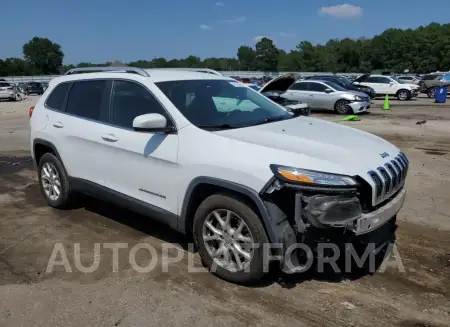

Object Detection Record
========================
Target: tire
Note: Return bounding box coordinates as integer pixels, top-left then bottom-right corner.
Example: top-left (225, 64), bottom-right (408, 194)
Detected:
top-left (396, 89), bottom-right (410, 101)
top-left (193, 194), bottom-right (269, 284)
top-left (427, 87), bottom-right (436, 98)
top-left (37, 153), bottom-right (73, 209)
top-left (334, 99), bottom-right (352, 114)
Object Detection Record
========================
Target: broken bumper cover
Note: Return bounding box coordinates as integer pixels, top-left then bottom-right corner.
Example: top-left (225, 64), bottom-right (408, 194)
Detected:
top-left (355, 188), bottom-right (406, 235)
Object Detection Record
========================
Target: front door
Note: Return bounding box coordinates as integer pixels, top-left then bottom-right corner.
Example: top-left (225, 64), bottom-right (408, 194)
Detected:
top-left (99, 79), bottom-right (179, 220)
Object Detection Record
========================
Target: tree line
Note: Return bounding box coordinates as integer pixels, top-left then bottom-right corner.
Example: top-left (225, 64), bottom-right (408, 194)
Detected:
top-left (1, 22), bottom-right (449, 77)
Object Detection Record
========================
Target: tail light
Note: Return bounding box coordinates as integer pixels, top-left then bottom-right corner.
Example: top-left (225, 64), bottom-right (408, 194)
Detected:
top-left (29, 106), bottom-right (34, 118)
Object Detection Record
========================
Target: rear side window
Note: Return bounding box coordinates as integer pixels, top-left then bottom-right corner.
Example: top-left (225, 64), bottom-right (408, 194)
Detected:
top-left (45, 83), bottom-right (71, 111)
top-left (66, 80), bottom-right (109, 122)
top-left (290, 82), bottom-right (308, 91)
top-left (308, 82), bottom-right (327, 92)
top-left (0, 82), bottom-right (11, 87)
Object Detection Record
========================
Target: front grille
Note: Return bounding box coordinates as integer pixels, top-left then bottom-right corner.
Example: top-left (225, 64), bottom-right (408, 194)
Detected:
top-left (363, 96), bottom-right (370, 102)
top-left (367, 152), bottom-right (408, 204)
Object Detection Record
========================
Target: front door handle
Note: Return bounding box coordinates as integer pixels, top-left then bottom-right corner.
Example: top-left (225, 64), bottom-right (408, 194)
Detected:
top-left (309, 94), bottom-right (314, 97)
top-left (101, 134), bottom-right (119, 142)
top-left (53, 121), bottom-right (64, 128)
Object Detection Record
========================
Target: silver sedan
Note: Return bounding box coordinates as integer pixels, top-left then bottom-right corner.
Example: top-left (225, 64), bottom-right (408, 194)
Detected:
top-left (281, 80), bottom-right (371, 114)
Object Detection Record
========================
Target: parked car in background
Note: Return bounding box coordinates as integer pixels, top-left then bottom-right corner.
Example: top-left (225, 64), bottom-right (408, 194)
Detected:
top-left (41, 82), bottom-right (49, 91)
top-left (262, 74), bottom-right (370, 114)
top-left (304, 75), bottom-right (376, 98)
top-left (24, 82), bottom-right (44, 95)
top-left (418, 73), bottom-right (450, 98)
top-left (242, 80), bottom-right (310, 116)
top-left (353, 74), bottom-right (419, 101)
top-left (397, 76), bottom-right (421, 84)
top-left (0, 81), bottom-right (16, 101)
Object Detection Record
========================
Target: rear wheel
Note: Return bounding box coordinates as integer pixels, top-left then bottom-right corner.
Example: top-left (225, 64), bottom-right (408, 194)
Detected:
top-left (193, 194), bottom-right (269, 284)
top-left (37, 153), bottom-right (73, 209)
top-left (334, 99), bottom-right (352, 114)
top-left (396, 89), bottom-right (410, 101)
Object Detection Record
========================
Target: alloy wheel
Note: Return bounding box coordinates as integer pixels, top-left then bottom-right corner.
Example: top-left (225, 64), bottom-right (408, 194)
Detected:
top-left (202, 209), bottom-right (255, 272)
top-left (41, 162), bottom-right (61, 201)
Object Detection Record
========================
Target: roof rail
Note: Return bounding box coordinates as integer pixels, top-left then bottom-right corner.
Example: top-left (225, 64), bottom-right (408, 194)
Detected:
top-left (65, 66), bottom-right (150, 77)
top-left (148, 68), bottom-right (223, 76)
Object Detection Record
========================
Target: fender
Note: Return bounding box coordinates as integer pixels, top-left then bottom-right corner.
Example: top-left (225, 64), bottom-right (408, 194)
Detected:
top-left (180, 176), bottom-right (278, 243)
top-left (32, 138), bottom-right (67, 174)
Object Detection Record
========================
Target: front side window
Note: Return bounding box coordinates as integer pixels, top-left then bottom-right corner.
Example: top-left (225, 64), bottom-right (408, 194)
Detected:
top-left (0, 82), bottom-right (11, 87)
top-left (66, 80), bottom-right (109, 122)
top-left (111, 80), bottom-right (168, 129)
top-left (156, 79), bottom-right (291, 129)
top-left (322, 81), bottom-right (347, 91)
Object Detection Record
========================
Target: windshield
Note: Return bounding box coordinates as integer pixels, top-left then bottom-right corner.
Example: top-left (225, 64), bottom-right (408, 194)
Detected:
top-left (322, 81), bottom-right (348, 91)
top-left (156, 79), bottom-right (292, 129)
top-left (247, 84), bottom-right (261, 91)
top-left (336, 77), bottom-right (352, 86)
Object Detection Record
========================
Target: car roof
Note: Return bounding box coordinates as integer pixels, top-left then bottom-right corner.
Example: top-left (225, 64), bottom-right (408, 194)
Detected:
top-left (51, 69), bottom-right (232, 85)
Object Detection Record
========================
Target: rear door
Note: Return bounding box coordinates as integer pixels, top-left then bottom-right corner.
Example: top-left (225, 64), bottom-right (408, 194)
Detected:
top-left (283, 82), bottom-right (309, 104)
top-left (48, 79), bottom-right (112, 186)
top-left (359, 76), bottom-right (383, 94)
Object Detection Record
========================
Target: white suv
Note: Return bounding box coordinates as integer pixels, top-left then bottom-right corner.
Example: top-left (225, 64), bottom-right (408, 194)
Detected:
top-left (30, 67), bottom-right (408, 283)
top-left (353, 74), bottom-right (419, 100)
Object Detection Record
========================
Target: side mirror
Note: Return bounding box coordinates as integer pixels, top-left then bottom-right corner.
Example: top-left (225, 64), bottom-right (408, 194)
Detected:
top-left (132, 113), bottom-right (175, 133)
top-left (324, 88), bottom-right (333, 93)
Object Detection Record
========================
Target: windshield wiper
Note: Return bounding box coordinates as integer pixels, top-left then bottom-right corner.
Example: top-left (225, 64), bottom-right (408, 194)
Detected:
top-left (250, 115), bottom-right (290, 126)
top-left (197, 124), bottom-right (239, 131)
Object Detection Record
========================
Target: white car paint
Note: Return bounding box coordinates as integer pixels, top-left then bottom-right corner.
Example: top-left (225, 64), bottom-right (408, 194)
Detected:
top-left (354, 75), bottom-right (419, 97)
top-left (30, 68), bottom-right (406, 232)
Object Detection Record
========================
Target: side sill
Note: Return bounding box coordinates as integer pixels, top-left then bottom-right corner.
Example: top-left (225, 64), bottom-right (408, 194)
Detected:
top-left (69, 177), bottom-right (180, 231)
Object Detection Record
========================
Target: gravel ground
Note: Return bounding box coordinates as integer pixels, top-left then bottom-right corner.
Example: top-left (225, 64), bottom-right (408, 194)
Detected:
top-left (0, 95), bottom-right (449, 327)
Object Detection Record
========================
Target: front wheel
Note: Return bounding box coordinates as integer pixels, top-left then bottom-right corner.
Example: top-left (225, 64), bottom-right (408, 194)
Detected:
top-left (334, 99), bottom-right (352, 114)
top-left (396, 89), bottom-right (410, 101)
top-left (193, 194), bottom-right (269, 284)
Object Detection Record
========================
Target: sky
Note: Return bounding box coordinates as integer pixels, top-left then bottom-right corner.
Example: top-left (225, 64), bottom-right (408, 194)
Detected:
top-left (1, 0), bottom-right (449, 64)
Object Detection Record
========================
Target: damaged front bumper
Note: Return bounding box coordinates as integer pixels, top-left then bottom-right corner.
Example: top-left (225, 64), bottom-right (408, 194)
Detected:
top-left (261, 178), bottom-right (406, 271)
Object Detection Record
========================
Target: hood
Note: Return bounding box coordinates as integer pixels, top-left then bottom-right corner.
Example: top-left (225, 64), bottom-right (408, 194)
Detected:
top-left (216, 117), bottom-right (399, 177)
top-left (259, 72), bottom-right (301, 93)
top-left (353, 73), bottom-right (370, 83)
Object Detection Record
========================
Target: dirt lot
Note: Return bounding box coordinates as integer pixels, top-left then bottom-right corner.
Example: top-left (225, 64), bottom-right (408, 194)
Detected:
top-left (1, 95), bottom-right (449, 327)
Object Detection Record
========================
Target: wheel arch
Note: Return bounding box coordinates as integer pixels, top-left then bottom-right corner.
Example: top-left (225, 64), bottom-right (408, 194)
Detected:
top-left (396, 88), bottom-right (411, 97)
top-left (32, 139), bottom-right (66, 171)
top-left (180, 177), bottom-right (277, 243)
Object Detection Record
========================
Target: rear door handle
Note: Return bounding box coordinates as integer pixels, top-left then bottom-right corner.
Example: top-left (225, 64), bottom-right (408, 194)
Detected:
top-left (309, 94), bottom-right (314, 97)
top-left (53, 122), bottom-right (64, 128)
top-left (101, 134), bottom-right (119, 142)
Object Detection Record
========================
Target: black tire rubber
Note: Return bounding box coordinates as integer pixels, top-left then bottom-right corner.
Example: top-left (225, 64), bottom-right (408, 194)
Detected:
top-left (37, 153), bottom-right (73, 209)
top-left (396, 89), bottom-right (410, 101)
top-left (427, 87), bottom-right (436, 98)
top-left (334, 99), bottom-right (352, 114)
top-left (193, 194), bottom-right (269, 284)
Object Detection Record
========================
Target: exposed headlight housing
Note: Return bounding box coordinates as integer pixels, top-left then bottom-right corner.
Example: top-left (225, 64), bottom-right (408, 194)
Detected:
top-left (270, 165), bottom-right (357, 187)
top-left (354, 95), bottom-right (363, 101)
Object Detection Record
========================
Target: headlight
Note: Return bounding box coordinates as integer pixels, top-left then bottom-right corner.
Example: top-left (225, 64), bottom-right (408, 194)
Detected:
top-left (354, 95), bottom-right (363, 101)
top-left (270, 165), bottom-right (357, 186)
